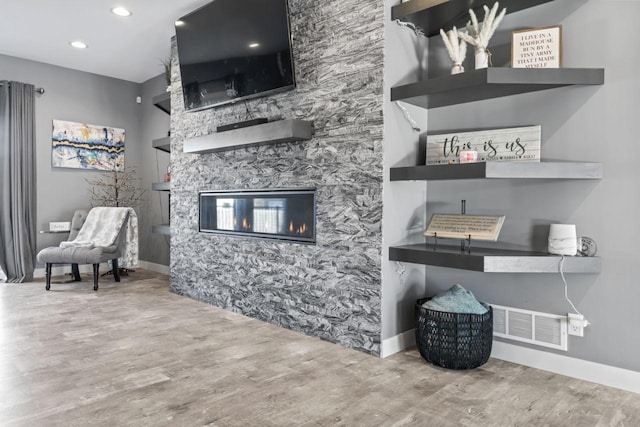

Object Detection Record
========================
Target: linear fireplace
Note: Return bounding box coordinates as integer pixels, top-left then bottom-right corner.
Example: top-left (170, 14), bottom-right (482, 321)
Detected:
top-left (199, 189), bottom-right (316, 243)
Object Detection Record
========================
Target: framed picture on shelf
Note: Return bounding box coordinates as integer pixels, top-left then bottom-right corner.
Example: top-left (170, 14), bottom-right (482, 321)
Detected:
top-left (512, 25), bottom-right (562, 69)
top-left (424, 214), bottom-right (506, 242)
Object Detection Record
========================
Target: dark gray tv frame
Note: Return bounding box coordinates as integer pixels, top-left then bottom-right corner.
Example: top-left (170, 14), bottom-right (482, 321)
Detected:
top-left (177, 0), bottom-right (297, 113)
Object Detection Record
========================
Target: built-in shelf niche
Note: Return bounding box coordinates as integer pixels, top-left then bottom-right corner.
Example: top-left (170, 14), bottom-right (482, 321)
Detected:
top-left (152, 136), bottom-right (170, 153)
top-left (152, 92), bottom-right (171, 114)
top-left (391, 68), bottom-right (605, 109)
top-left (389, 244), bottom-right (601, 273)
top-left (390, 162), bottom-right (603, 181)
top-left (151, 182), bottom-right (170, 191)
top-left (152, 224), bottom-right (170, 235)
top-left (391, 0), bottom-right (556, 38)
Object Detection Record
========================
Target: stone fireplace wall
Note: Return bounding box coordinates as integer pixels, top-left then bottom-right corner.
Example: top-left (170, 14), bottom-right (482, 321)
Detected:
top-left (169, 0), bottom-right (384, 355)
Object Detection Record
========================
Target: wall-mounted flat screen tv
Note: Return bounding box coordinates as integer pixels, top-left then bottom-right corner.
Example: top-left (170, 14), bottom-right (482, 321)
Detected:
top-left (175, 0), bottom-right (296, 112)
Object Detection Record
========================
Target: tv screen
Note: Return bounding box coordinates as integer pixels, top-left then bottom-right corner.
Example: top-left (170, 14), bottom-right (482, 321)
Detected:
top-left (175, 0), bottom-right (296, 112)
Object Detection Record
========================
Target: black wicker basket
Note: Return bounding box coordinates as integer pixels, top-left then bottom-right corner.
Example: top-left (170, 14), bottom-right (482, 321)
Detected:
top-left (415, 297), bottom-right (493, 370)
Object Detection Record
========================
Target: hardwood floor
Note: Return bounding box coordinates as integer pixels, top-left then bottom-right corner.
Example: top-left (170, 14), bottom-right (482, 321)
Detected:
top-left (1, 269), bottom-right (638, 426)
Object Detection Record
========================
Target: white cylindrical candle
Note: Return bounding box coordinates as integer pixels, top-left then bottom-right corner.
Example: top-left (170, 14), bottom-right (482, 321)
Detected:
top-left (548, 224), bottom-right (578, 256)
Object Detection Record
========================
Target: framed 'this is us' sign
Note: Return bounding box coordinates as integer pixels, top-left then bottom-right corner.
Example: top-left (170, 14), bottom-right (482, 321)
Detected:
top-left (425, 126), bottom-right (542, 165)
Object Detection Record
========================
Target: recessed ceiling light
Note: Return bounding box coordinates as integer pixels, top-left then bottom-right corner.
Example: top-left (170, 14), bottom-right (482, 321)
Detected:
top-left (111, 7), bottom-right (132, 17)
top-left (248, 43), bottom-right (260, 48)
top-left (70, 41), bottom-right (88, 49)
top-left (175, 20), bottom-right (185, 26)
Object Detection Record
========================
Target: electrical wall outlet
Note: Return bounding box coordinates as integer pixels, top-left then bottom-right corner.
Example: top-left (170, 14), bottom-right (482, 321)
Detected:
top-left (568, 313), bottom-right (586, 337)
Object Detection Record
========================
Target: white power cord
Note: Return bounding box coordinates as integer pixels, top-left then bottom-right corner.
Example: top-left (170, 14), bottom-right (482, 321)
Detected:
top-left (559, 256), bottom-right (581, 315)
top-left (394, 101), bottom-right (421, 132)
top-left (394, 19), bottom-right (425, 38)
top-left (394, 261), bottom-right (406, 286)
top-left (559, 256), bottom-right (590, 328)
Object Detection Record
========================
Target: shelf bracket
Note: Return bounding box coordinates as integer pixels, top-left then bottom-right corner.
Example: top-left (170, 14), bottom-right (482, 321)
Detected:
top-left (463, 234), bottom-right (472, 254)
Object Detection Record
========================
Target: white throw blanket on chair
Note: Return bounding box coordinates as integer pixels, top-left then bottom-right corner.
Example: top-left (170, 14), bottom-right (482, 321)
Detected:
top-left (60, 207), bottom-right (139, 268)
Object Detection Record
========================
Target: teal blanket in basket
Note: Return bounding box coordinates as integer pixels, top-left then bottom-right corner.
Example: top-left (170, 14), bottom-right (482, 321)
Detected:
top-left (423, 284), bottom-right (488, 314)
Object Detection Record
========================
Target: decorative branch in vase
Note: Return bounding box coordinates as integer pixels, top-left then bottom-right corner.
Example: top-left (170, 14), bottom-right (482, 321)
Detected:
top-left (161, 57), bottom-right (171, 91)
top-left (86, 164), bottom-right (146, 276)
top-left (458, 2), bottom-right (507, 70)
top-left (86, 165), bottom-right (146, 208)
top-left (440, 26), bottom-right (467, 75)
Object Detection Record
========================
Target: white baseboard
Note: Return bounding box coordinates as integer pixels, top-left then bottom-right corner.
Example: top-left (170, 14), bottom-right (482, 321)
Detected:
top-left (137, 260), bottom-right (169, 275)
top-left (33, 263), bottom-right (109, 278)
top-left (491, 340), bottom-right (640, 395)
top-left (381, 329), bottom-right (416, 358)
top-left (381, 328), bottom-right (640, 394)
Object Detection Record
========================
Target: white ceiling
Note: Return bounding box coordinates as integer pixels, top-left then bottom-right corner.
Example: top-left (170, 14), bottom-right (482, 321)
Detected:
top-left (0, 0), bottom-right (212, 83)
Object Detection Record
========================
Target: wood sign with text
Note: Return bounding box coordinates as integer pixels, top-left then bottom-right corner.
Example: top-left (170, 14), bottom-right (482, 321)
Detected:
top-left (512, 26), bottom-right (562, 68)
top-left (426, 126), bottom-right (541, 165)
top-left (424, 214), bottom-right (505, 242)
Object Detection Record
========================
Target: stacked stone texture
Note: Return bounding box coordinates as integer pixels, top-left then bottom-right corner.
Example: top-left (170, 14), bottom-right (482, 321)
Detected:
top-left (169, 0), bottom-right (384, 355)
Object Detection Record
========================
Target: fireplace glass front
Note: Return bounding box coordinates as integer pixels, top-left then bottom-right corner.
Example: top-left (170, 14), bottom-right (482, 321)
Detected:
top-left (199, 189), bottom-right (315, 243)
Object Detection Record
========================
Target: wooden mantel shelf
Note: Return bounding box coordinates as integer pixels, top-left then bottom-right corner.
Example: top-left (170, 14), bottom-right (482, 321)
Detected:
top-left (183, 119), bottom-right (313, 154)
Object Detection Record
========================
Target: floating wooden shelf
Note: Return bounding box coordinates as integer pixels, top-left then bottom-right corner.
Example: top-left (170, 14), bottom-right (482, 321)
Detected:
top-left (390, 161), bottom-right (603, 181)
top-left (184, 119), bottom-right (313, 154)
top-left (152, 224), bottom-right (170, 235)
top-left (389, 244), bottom-right (601, 273)
top-left (152, 182), bottom-right (170, 191)
top-left (391, 0), bottom-right (555, 37)
top-left (152, 92), bottom-right (171, 114)
top-left (391, 68), bottom-right (605, 109)
top-left (152, 136), bottom-right (170, 153)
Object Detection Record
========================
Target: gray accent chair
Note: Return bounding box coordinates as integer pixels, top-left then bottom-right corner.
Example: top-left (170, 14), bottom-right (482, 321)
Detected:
top-left (36, 209), bottom-right (128, 291)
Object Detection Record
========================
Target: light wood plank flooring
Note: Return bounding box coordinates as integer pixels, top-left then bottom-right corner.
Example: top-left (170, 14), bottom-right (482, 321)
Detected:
top-left (1, 269), bottom-right (638, 426)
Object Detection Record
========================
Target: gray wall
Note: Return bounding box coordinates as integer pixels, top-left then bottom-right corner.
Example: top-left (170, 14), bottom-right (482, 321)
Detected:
top-left (0, 54), bottom-right (142, 259)
top-left (422, 1), bottom-right (640, 372)
top-left (139, 74), bottom-right (170, 266)
top-left (0, 53), bottom-right (170, 268)
top-left (381, 0), bottom-right (429, 344)
top-left (169, 0), bottom-right (385, 355)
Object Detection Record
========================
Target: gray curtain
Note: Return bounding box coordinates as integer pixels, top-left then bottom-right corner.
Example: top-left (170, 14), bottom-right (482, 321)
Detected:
top-left (0, 81), bottom-right (37, 283)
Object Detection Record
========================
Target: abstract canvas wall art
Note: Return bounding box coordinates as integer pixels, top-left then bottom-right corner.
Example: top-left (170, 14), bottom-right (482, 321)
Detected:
top-left (52, 120), bottom-right (125, 171)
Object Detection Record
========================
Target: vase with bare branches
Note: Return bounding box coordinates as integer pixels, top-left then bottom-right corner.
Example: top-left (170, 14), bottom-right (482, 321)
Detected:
top-left (86, 166), bottom-right (146, 208)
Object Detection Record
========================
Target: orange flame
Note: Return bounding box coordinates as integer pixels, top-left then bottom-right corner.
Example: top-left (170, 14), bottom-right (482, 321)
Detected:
top-left (289, 221), bottom-right (294, 232)
top-left (242, 218), bottom-right (250, 229)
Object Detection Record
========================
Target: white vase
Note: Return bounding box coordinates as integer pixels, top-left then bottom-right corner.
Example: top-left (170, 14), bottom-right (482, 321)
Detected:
top-left (451, 63), bottom-right (464, 75)
top-left (475, 48), bottom-right (489, 70)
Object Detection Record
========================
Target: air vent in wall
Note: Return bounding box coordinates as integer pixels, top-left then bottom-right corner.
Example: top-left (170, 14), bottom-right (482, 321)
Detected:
top-left (491, 304), bottom-right (568, 351)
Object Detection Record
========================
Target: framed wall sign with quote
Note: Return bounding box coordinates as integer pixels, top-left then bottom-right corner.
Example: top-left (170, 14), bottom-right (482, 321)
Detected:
top-left (426, 126), bottom-right (541, 165)
top-left (512, 25), bottom-right (562, 69)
